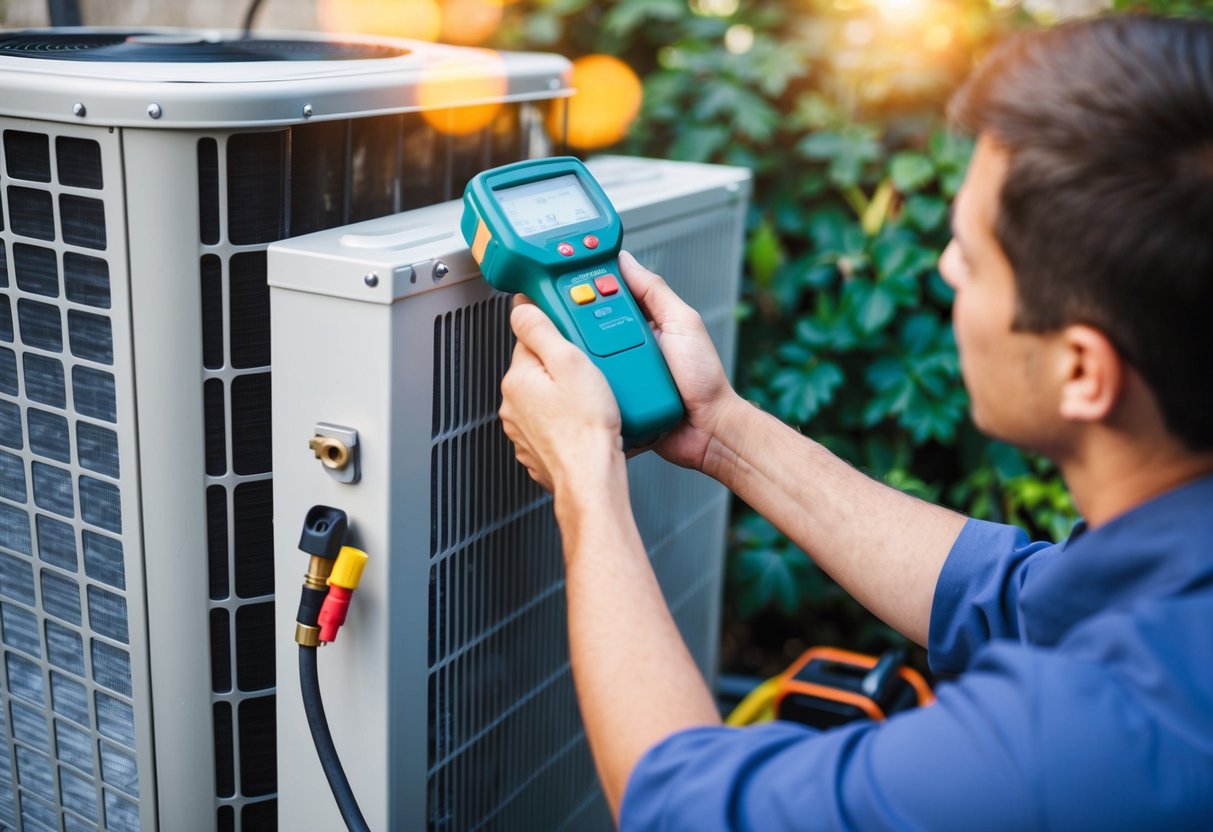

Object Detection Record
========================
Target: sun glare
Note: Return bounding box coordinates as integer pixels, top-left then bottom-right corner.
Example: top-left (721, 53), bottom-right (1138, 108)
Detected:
top-left (316, 0), bottom-right (443, 41)
top-left (872, 0), bottom-right (930, 23)
top-left (549, 55), bottom-right (643, 151)
top-left (417, 52), bottom-right (508, 135)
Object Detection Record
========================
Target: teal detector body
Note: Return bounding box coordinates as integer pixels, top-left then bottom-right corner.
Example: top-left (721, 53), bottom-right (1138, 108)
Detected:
top-left (461, 157), bottom-right (684, 444)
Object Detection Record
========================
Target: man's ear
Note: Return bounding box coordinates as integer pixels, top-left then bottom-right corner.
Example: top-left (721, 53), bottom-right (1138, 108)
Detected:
top-left (1057, 324), bottom-right (1124, 423)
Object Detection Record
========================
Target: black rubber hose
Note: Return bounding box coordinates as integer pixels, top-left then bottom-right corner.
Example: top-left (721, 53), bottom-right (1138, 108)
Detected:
top-left (299, 646), bottom-right (372, 832)
top-left (242, 0), bottom-right (266, 36)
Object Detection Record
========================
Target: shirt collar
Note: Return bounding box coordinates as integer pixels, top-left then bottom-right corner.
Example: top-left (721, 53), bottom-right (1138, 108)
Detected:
top-left (1018, 473), bottom-right (1213, 646)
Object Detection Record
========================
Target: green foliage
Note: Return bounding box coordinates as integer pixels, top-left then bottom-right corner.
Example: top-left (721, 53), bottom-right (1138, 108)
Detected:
top-left (1113, 0), bottom-right (1213, 18)
top-left (494, 0), bottom-right (1109, 660)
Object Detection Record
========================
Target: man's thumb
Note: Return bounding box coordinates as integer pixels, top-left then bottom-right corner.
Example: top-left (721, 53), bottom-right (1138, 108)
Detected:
top-left (510, 303), bottom-right (571, 360)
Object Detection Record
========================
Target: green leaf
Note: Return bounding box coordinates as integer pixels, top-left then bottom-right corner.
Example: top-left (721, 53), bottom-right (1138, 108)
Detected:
top-left (803, 264), bottom-right (837, 289)
top-left (805, 207), bottom-right (853, 254)
top-left (847, 281), bottom-right (897, 336)
top-left (776, 342), bottom-right (812, 364)
top-left (940, 167), bottom-right (967, 198)
top-left (523, 12), bottom-right (562, 44)
top-left (771, 361), bottom-right (844, 423)
top-left (880, 270), bottom-right (921, 306)
top-left (806, 361), bottom-right (845, 408)
top-left (900, 312), bottom-right (939, 353)
top-left (603, 0), bottom-right (686, 37)
top-left (798, 130), bottom-right (845, 159)
top-left (902, 194), bottom-right (949, 233)
top-left (795, 318), bottom-right (834, 349)
top-left (929, 130), bottom-right (974, 171)
top-left (890, 152), bottom-right (935, 192)
top-left (671, 125), bottom-right (730, 162)
top-left (927, 269), bottom-right (955, 304)
top-left (865, 357), bottom-right (905, 391)
top-left (987, 440), bottom-right (1030, 480)
top-left (747, 220), bottom-right (783, 289)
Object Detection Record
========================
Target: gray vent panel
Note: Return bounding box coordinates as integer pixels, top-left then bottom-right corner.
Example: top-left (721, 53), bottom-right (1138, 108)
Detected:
top-left (0, 118), bottom-right (144, 832)
top-left (425, 203), bottom-right (745, 830)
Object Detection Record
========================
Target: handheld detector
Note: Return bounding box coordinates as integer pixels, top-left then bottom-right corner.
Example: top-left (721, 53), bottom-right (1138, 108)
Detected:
top-left (461, 157), bottom-right (684, 445)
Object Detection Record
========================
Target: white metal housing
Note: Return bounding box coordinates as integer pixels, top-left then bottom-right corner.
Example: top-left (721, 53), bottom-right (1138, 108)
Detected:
top-left (268, 156), bottom-right (751, 831)
top-left (0, 28), bottom-right (569, 832)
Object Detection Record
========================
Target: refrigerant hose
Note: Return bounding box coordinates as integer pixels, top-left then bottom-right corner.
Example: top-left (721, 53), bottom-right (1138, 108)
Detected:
top-left (299, 645), bottom-right (371, 832)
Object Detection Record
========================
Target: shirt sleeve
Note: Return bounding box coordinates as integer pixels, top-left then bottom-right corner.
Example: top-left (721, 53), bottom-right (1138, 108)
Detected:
top-left (927, 518), bottom-right (1056, 675)
top-left (619, 642), bottom-right (1173, 832)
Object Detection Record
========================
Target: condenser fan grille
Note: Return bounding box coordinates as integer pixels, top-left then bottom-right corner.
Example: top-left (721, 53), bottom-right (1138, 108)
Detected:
top-left (0, 33), bottom-right (409, 62)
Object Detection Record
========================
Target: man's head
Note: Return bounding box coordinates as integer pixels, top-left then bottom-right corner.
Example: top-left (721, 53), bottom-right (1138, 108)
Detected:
top-left (941, 15), bottom-right (1213, 453)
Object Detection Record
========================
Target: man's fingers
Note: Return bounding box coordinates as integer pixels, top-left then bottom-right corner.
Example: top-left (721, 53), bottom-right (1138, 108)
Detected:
top-left (618, 250), bottom-right (693, 328)
top-left (510, 303), bottom-right (578, 366)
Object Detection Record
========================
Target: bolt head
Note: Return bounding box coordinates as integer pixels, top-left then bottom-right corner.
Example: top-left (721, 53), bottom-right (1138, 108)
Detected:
top-left (147, 103), bottom-right (163, 119)
top-left (303, 104), bottom-right (314, 119)
top-left (72, 102), bottom-right (86, 118)
top-left (433, 261), bottom-right (450, 280)
top-left (364, 272), bottom-right (380, 288)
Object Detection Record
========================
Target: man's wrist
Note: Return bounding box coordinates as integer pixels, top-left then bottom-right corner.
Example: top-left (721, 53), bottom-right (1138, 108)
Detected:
top-left (552, 438), bottom-right (630, 527)
top-left (701, 394), bottom-right (756, 484)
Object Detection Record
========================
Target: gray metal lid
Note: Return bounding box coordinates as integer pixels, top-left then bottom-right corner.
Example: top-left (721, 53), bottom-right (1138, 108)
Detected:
top-left (0, 27), bottom-right (571, 128)
top-left (268, 155), bottom-right (752, 304)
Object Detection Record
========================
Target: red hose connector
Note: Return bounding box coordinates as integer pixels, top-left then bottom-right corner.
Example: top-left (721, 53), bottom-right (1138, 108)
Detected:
top-left (317, 546), bottom-right (368, 644)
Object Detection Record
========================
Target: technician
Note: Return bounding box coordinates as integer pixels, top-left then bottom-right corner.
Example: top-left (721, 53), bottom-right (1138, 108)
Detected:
top-left (498, 15), bottom-right (1213, 830)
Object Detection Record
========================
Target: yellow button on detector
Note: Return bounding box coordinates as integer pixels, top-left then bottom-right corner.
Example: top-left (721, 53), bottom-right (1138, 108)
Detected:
top-left (569, 284), bottom-right (596, 305)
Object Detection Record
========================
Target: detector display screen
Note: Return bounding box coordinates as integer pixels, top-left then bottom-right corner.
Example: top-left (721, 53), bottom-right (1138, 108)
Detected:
top-left (493, 174), bottom-right (600, 237)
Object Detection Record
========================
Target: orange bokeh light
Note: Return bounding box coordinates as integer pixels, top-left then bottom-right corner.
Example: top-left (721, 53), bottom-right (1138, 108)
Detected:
top-left (316, 0), bottom-right (442, 41)
top-left (417, 52), bottom-right (508, 135)
top-left (438, 0), bottom-right (505, 46)
top-left (550, 55), bottom-right (643, 151)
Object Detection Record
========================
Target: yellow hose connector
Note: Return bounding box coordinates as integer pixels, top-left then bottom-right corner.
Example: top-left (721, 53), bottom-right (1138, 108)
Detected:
top-left (328, 546), bottom-right (369, 590)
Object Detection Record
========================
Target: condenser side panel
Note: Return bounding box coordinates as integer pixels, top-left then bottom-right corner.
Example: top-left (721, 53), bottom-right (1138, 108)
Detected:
top-left (0, 118), bottom-right (154, 831)
top-left (270, 287), bottom-right (418, 832)
top-left (122, 128), bottom-right (216, 830)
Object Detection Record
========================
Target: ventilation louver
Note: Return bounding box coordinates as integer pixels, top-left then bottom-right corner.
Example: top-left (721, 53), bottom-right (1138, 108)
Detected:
top-left (0, 29), bottom-right (569, 832)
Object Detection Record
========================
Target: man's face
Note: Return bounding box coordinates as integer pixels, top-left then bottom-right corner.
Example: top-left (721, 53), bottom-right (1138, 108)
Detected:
top-left (939, 136), bottom-right (1063, 454)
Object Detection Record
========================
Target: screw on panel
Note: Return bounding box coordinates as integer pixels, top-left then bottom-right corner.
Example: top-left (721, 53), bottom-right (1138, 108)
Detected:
top-left (364, 272), bottom-right (380, 288)
top-left (303, 104), bottom-right (314, 119)
top-left (147, 103), bottom-right (163, 119)
top-left (72, 103), bottom-right (86, 118)
top-left (433, 262), bottom-right (450, 280)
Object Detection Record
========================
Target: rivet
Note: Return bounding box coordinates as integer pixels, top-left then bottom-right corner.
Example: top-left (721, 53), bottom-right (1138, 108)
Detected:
top-left (303, 104), bottom-right (314, 119)
top-left (147, 103), bottom-right (163, 120)
top-left (72, 103), bottom-right (86, 118)
top-left (433, 261), bottom-right (450, 280)
top-left (364, 272), bottom-right (380, 288)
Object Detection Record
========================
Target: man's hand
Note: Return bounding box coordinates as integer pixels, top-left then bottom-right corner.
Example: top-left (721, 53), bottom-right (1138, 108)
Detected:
top-left (617, 251), bottom-right (742, 471)
top-left (499, 299), bottom-right (624, 494)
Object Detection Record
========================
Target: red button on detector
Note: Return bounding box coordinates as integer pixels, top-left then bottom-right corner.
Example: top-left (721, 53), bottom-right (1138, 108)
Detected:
top-left (583, 235), bottom-right (600, 249)
top-left (557, 242), bottom-right (575, 257)
top-left (594, 274), bottom-right (620, 296)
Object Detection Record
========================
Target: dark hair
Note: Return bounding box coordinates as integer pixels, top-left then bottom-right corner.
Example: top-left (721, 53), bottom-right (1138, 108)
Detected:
top-left (949, 15), bottom-right (1213, 451)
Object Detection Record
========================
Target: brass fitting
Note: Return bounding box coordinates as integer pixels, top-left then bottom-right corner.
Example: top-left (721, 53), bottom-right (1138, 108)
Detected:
top-left (309, 434), bottom-right (351, 471)
top-left (304, 555), bottom-right (336, 590)
top-left (295, 623), bottom-right (322, 648)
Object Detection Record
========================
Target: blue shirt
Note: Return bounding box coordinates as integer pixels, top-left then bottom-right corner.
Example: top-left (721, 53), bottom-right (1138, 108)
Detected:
top-left (620, 475), bottom-right (1213, 830)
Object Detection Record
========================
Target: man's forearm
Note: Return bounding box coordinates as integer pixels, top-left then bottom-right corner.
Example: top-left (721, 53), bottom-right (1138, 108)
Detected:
top-left (704, 397), bottom-right (967, 645)
top-left (554, 453), bottom-right (722, 821)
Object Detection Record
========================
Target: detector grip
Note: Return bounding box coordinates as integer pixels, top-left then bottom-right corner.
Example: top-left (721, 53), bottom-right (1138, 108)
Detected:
top-left (515, 265), bottom-right (684, 446)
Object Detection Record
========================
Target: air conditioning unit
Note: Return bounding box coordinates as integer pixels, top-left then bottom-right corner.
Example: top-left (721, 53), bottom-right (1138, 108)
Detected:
top-left (268, 155), bottom-right (750, 831)
top-left (0, 28), bottom-right (570, 831)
